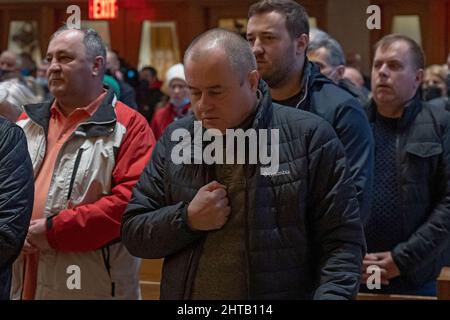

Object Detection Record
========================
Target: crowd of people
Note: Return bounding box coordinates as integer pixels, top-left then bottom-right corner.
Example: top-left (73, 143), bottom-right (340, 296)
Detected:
top-left (1, 0), bottom-right (450, 300)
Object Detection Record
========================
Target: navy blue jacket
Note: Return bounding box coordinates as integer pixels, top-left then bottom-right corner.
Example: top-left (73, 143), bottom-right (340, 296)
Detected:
top-left (366, 94), bottom-right (450, 290)
top-left (291, 60), bottom-right (374, 222)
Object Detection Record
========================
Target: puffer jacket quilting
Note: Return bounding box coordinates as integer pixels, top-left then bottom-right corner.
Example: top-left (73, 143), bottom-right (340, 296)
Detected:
top-left (122, 81), bottom-right (366, 300)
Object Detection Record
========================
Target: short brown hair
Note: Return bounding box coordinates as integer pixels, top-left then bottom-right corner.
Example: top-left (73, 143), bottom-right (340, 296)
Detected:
top-left (248, 0), bottom-right (309, 39)
top-left (374, 34), bottom-right (425, 70)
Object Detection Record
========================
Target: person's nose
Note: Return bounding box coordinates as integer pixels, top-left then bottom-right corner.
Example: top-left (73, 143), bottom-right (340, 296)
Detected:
top-left (173, 86), bottom-right (181, 94)
top-left (47, 58), bottom-right (62, 76)
top-left (378, 63), bottom-right (389, 78)
top-left (196, 93), bottom-right (213, 114)
top-left (252, 38), bottom-right (264, 57)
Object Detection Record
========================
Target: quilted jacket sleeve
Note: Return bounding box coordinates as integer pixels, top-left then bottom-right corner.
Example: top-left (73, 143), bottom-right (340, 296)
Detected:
top-left (392, 111), bottom-right (450, 276)
top-left (307, 118), bottom-right (366, 300)
top-left (121, 130), bottom-right (204, 259)
top-left (0, 119), bottom-right (34, 268)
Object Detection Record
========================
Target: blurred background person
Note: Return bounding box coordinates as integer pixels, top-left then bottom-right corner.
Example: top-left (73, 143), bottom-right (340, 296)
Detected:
top-left (136, 66), bottom-right (166, 123)
top-left (0, 80), bottom-right (40, 122)
top-left (0, 50), bottom-right (43, 101)
top-left (105, 49), bottom-right (138, 109)
top-left (347, 51), bottom-right (371, 91)
top-left (150, 63), bottom-right (190, 140)
top-left (309, 27), bottom-right (329, 44)
top-left (422, 64), bottom-right (449, 111)
top-left (308, 37), bottom-right (370, 112)
top-left (35, 59), bottom-right (52, 102)
top-left (344, 66), bottom-right (366, 89)
top-left (422, 64), bottom-right (448, 101)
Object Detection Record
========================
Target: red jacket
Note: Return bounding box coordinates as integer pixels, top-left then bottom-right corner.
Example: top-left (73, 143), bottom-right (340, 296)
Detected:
top-left (150, 102), bottom-right (191, 140)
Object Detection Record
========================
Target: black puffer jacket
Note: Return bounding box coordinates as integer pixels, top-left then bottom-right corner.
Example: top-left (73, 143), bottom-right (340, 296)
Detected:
top-left (428, 96), bottom-right (450, 112)
top-left (122, 81), bottom-right (366, 300)
top-left (0, 117), bottom-right (33, 300)
top-left (297, 61), bottom-right (374, 222)
top-left (366, 94), bottom-right (450, 289)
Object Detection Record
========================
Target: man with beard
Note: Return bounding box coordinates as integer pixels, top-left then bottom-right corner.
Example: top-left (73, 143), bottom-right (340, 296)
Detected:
top-left (246, 0), bottom-right (374, 221)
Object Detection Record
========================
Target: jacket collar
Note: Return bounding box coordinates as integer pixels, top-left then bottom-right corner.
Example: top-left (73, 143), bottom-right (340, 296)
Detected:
top-left (24, 88), bottom-right (118, 138)
top-left (367, 90), bottom-right (422, 130)
top-left (253, 80), bottom-right (274, 129)
top-left (297, 58), bottom-right (334, 110)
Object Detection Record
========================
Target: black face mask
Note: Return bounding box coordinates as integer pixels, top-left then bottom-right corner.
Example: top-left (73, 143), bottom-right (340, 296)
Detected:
top-left (423, 85), bottom-right (443, 101)
top-left (0, 69), bottom-right (9, 80)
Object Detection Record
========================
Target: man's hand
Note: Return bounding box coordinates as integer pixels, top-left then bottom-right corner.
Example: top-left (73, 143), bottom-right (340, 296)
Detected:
top-left (187, 181), bottom-right (230, 231)
top-left (361, 252), bottom-right (401, 285)
top-left (27, 218), bottom-right (51, 251)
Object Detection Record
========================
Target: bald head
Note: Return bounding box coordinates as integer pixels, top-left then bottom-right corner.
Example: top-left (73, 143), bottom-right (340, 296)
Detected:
top-left (343, 66), bottom-right (364, 88)
top-left (184, 28), bottom-right (256, 82)
top-left (0, 50), bottom-right (20, 74)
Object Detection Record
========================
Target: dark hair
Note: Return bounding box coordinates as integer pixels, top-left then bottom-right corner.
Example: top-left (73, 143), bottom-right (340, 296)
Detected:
top-left (141, 66), bottom-right (157, 77)
top-left (374, 34), bottom-right (425, 70)
top-left (184, 28), bottom-right (256, 81)
top-left (248, 0), bottom-right (309, 38)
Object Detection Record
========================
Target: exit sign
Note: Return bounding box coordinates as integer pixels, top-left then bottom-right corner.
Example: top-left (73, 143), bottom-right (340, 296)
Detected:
top-left (89, 0), bottom-right (118, 20)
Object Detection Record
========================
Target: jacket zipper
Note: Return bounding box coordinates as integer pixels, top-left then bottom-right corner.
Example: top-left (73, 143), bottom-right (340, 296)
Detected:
top-left (101, 246), bottom-right (116, 297)
top-left (295, 75), bottom-right (309, 110)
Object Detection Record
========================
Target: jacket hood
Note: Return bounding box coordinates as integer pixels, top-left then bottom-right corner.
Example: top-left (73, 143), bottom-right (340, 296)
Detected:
top-left (297, 59), bottom-right (335, 110)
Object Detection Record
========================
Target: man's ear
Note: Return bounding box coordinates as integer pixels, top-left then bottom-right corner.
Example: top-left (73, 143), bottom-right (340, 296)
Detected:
top-left (414, 68), bottom-right (424, 91)
top-left (92, 56), bottom-right (105, 76)
top-left (336, 65), bottom-right (345, 81)
top-left (248, 69), bottom-right (260, 91)
top-left (295, 33), bottom-right (309, 56)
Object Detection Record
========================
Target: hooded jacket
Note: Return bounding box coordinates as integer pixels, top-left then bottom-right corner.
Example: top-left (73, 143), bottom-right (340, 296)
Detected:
top-left (292, 60), bottom-right (374, 222)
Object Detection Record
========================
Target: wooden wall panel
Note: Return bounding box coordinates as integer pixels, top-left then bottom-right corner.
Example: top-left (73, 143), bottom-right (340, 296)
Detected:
top-left (370, 0), bottom-right (449, 66)
top-left (0, 0), bottom-right (447, 70)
